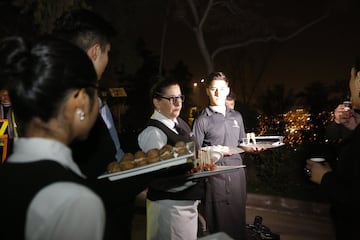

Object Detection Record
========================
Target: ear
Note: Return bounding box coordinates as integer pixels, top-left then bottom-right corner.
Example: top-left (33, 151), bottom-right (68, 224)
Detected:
top-left (70, 89), bottom-right (87, 113)
top-left (205, 87), bottom-right (210, 97)
top-left (153, 98), bottom-right (160, 110)
top-left (87, 44), bottom-right (101, 61)
top-left (225, 87), bottom-right (230, 96)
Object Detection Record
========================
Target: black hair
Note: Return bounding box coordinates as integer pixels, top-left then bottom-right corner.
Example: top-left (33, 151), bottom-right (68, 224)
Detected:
top-left (151, 77), bottom-right (182, 100)
top-left (205, 71), bottom-right (230, 87)
top-left (0, 36), bottom-right (98, 134)
top-left (227, 91), bottom-right (237, 100)
top-left (52, 9), bottom-right (116, 52)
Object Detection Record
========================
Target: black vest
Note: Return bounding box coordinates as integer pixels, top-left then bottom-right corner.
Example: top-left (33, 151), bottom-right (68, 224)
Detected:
top-left (146, 118), bottom-right (204, 201)
top-left (147, 117), bottom-right (193, 144)
top-left (0, 160), bottom-right (87, 240)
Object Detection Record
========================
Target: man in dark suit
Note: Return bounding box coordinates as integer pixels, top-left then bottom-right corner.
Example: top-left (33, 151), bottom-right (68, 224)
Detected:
top-left (52, 9), bottom-right (149, 240)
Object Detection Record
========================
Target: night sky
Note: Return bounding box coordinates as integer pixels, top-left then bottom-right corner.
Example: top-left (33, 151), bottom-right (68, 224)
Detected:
top-left (1, 0), bottom-right (359, 104)
top-left (129, 0), bottom-right (360, 98)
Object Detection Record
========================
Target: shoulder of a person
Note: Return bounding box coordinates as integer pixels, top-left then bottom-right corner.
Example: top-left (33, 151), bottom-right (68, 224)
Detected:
top-left (28, 182), bottom-right (103, 222)
top-left (230, 109), bottom-right (243, 117)
top-left (195, 108), bottom-right (210, 118)
top-left (139, 125), bottom-right (164, 135)
top-left (38, 182), bottom-right (102, 204)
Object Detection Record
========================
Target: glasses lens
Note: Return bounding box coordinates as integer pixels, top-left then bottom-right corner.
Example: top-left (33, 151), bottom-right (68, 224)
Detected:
top-left (171, 95), bottom-right (185, 103)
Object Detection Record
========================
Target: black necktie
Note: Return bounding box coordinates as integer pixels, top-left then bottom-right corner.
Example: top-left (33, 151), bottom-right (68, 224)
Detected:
top-left (174, 122), bottom-right (186, 136)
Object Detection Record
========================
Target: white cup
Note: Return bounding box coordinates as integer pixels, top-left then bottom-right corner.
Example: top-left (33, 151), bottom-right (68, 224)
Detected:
top-left (309, 157), bottom-right (326, 164)
top-left (343, 101), bottom-right (352, 111)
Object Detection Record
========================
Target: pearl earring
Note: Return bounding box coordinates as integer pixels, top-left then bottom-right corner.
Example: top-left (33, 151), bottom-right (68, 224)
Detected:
top-left (76, 109), bottom-right (85, 121)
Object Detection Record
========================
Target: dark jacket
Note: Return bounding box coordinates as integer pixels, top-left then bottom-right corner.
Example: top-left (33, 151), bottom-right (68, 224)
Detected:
top-left (320, 124), bottom-right (360, 239)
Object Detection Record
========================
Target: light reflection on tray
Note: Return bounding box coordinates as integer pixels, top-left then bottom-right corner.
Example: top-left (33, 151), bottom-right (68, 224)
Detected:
top-left (239, 142), bottom-right (285, 149)
top-left (186, 165), bottom-right (246, 180)
top-left (201, 145), bottom-right (244, 156)
top-left (98, 153), bottom-right (193, 181)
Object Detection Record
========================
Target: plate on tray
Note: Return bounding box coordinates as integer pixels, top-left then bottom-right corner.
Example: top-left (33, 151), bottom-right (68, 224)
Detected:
top-left (186, 165), bottom-right (246, 180)
top-left (201, 145), bottom-right (244, 156)
top-left (239, 142), bottom-right (285, 149)
top-left (98, 153), bottom-right (194, 181)
top-left (240, 135), bottom-right (285, 149)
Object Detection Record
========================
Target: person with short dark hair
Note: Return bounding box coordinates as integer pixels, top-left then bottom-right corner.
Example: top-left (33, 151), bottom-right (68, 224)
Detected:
top-left (52, 9), bottom-right (148, 240)
top-left (0, 36), bottom-right (105, 240)
top-left (52, 8), bottom-right (123, 173)
top-left (305, 58), bottom-right (360, 240)
top-left (225, 91), bottom-right (237, 110)
top-left (192, 71), bottom-right (264, 239)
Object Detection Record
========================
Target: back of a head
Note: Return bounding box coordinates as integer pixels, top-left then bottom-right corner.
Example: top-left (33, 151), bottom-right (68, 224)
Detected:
top-left (0, 36), bottom-right (98, 134)
top-left (52, 8), bottom-right (116, 51)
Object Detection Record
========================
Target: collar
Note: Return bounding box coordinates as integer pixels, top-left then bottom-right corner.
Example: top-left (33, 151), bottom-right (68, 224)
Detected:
top-left (151, 110), bottom-right (178, 130)
top-left (7, 138), bottom-right (85, 178)
top-left (206, 106), bottom-right (231, 116)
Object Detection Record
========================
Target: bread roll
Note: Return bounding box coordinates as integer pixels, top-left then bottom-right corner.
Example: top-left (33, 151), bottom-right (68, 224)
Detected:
top-left (147, 156), bottom-right (160, 164)
top-left (175, 141), bottom-right (186, 148)
top-left (159, 144), bottom-right (173, 155)
top-left (121, 152), bottom-right (134, 162)
top-left (160, 144), bottom-right (174, 160)
top-left (134, 150), bottom-right (146, 159)
top-left (146, 148), bottom-right (160, 164)
top-left (107, 161), bottom-right (121, 173)
top-left (176, 147), bottom-right (190, 156)
top-left (135, 157), bottom-right (147, 167)
top-left (119, 160), bottom-right (136, 170)
top-left (146, 148), bottom-right (160, 158)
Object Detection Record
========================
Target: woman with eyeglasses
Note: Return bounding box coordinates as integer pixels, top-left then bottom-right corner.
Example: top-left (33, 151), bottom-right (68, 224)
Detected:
top-left (138, 78), bottom-right (204, 240)
top-left (0, 36), bottom-right (105, 240)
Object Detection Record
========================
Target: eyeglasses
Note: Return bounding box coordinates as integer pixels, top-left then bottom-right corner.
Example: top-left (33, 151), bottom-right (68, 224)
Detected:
top-left (157, 94), bottom-right (185, 104)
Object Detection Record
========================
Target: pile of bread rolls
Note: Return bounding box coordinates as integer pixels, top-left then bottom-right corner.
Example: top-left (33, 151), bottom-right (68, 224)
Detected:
top-left (106, 141), bottom-right (191, 173)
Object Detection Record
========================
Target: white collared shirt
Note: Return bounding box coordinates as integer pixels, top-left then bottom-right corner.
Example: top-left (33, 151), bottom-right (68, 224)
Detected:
top-left (98, 98), bottom-right (124, 160)
top-left (7, 138), bottom-right (105, 240)
top-left (138, 110), bottom-right (179, 152)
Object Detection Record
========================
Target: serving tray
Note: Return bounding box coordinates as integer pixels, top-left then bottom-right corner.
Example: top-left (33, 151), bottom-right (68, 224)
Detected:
top-left (97, 153), bottom-right (194, 181)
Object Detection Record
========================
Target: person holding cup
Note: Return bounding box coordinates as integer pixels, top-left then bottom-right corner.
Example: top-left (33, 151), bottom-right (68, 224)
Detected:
top-left (325, 101), bottom-right (354, 143)
top-left (305, 58), bottom-right (360, 240)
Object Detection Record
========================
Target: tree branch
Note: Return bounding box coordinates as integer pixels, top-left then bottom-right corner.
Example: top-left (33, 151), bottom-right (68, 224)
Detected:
top-left (211, 13), bottom-right (329, 60)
